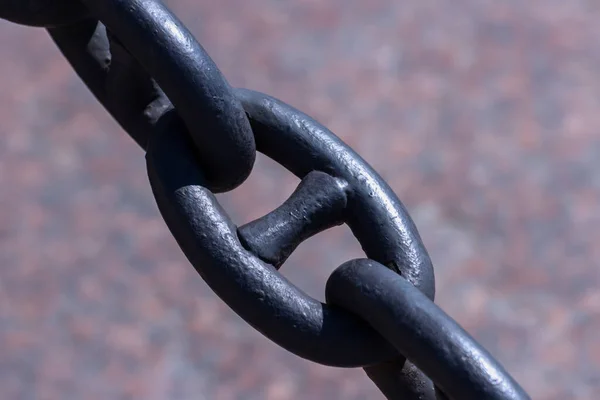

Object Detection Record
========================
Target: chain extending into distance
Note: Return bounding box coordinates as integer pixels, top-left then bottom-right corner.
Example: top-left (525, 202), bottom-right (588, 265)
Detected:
top-left (1, 1), bottom-right (531, 399)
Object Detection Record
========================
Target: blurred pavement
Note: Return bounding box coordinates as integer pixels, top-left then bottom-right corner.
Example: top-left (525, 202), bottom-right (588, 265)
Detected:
top-left (0, 1), bottom-right (599, 399)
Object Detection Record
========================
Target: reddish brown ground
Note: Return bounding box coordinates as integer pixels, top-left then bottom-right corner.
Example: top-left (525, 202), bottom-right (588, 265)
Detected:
top-left (0, 1), bottom-right (598, 399)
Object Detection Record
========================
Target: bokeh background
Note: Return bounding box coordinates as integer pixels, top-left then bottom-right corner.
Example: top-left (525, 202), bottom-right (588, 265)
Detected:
top-left (1, 1), bottom-right (598, 399)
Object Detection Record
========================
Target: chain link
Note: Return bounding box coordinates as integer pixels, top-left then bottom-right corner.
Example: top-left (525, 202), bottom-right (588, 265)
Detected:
top-left (1, 1), bottom-right (531, 399)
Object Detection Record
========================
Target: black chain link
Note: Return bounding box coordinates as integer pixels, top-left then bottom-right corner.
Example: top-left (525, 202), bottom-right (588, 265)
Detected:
top-left (1, 1), bottom-right (531, 399)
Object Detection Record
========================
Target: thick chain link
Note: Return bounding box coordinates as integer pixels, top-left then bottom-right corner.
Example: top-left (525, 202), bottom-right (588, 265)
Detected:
top-left (1, 1), bottom-right (531, 398)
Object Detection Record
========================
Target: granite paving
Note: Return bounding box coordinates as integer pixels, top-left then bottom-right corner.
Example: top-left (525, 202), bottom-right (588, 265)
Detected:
top-left (0, 1), bottom-right (598, 399)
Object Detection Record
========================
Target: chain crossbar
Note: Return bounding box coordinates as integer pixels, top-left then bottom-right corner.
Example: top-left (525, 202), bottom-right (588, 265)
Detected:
top-left (1, 1), bottom-right (531, 399)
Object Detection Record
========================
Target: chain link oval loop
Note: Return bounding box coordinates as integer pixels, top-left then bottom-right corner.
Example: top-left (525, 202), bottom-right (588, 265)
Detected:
top-left (145, 87), bottom-right (529, 398)
top-left (146, 106), bottom-right (402, 368)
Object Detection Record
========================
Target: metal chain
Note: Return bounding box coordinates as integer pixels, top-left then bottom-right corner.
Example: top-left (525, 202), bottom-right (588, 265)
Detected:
top-left (1, 1), bottom-right (531, 399)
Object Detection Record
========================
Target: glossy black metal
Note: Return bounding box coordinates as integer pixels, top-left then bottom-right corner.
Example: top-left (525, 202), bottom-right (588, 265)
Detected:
top-left (327, 259), bottom-right (530, 399)
top-left (79, 0), bottom-right (256, 193)
top-left (235, 88), bottom-right (436, 300)
top-left (147, 87), bottom-right (437, 362)
top-left (49, 20), bottom-right (436, 303)
top-left (146, 112), bottom-right (401, 368)
top-left (147, 87), bottom-right (442, 396)
top-left (48, 20), bottom-right (167, 151)
top-left (238, 171), bottom-right (349, 269)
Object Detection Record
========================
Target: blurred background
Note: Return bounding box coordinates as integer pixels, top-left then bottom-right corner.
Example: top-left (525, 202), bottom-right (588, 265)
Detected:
top-left (0, 0), bottom-right (598, 399)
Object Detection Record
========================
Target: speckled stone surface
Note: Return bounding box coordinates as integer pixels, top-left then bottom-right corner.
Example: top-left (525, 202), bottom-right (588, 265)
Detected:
top-left (0, 1), bottom-right (598, 399)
